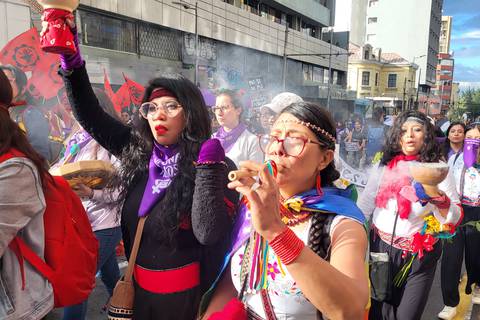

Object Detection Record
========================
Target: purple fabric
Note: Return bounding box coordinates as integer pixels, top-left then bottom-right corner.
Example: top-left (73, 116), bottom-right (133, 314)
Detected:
top-left (60, 27), bottom-right (83, 71)
top-left (464, 138), bottom-right (480, 169)
top-left (197, 139), bottom-right (225, 163)
top-left (200, 89), bottom-right (216, 107)
top-left (447, 148), bottom-right (456, 160)
top-left (212, 123), bottom-right (247, 153)
top-left (63, 129), bottom-right (93, 163)
top-left (138, 142), bottom-right (180, 217)
top-left (435, 137), bottom-right (447, 145)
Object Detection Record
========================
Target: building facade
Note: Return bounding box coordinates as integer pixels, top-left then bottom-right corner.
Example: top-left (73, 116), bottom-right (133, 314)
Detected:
top-left (432, 53), bottom-right (454, 114)
top-left (439, 16), bottom-right (452, 54)
top-left (348, 44), bottom-right (417, 115)
top-left (365, 0), bottom-right (443, 93)
top-left (0, 0), bottom-right (352, 113)
top-left (334, 0), bottom-right (368, 46)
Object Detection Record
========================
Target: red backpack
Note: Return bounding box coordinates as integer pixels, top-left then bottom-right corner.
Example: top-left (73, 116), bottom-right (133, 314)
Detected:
top-left (1, 149), bottom-right (98, 307)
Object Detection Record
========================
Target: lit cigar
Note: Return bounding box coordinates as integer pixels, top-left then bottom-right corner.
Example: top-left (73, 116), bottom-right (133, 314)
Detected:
top-left (228, 160), bottom-right (277, 181)
top-left (228, 170), bottom-right (257, 181)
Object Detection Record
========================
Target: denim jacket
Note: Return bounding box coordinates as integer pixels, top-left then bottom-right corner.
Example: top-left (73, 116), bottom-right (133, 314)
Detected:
top-left (0, 157), bottom-right (53, 320)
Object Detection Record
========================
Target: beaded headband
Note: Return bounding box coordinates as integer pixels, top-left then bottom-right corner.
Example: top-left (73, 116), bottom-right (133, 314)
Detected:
top-left (405, 116), bottom-right (425, 125)
top-left (277, 119), bottom-right (337, 146)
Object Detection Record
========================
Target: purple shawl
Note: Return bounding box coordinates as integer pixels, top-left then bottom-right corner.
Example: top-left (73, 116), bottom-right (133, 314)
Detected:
top-left (212, 123), bottom-right (247, 153)
top-left (138, 142), bottom-right (180, 217)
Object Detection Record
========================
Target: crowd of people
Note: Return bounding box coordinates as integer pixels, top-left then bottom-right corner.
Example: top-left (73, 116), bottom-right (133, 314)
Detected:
top-left (1, 24), bottom-right (480, 320)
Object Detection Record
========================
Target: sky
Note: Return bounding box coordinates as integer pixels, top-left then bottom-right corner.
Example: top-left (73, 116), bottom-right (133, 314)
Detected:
top-left (443, 0), bottom-right (480, 89)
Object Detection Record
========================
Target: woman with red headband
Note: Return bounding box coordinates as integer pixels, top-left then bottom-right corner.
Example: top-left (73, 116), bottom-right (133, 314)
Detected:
top-left (58, 26), bottom-right (239, 319)
top-left (358, 110), bottom-right (462, 319)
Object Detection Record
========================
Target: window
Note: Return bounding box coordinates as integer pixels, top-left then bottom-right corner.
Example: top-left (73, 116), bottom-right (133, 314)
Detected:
top-left (375, 73), bottom-right (379, 86)
top-left (388, 74), bottom-right (397, 88)
top-left (303, 64), bottom-right (313, 81)
top-left (368, 17), bottom-right (378, 24)
top-left (366, 34), bottom-right (376, 42)
top-left (362, 71), bottom-right (370, 86)
top-left (79, 10), bottom-right (137, 53)
top-left (364, 50), bottom-right (370, 60)
top-left (369, 0), bottom-right (379, 7)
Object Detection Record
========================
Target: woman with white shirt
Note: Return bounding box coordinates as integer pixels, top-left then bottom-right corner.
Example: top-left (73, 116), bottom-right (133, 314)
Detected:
top-left (357, 111), bottom-right (462, 320)
top-left (439, 123), bottom-right (480, 320)
top-left (212, 89), bottom-right (263, 166)
top-left (52, 88), bottom-right (122, 320)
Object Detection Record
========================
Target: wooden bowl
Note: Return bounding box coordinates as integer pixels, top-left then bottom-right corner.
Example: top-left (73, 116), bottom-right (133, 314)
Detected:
top-left (409, 162), bottom-right (449, 197)
top-left (49, 160), bottom-right (114, 189)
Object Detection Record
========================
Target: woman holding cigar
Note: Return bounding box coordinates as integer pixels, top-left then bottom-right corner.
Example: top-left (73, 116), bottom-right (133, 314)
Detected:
top-left (357, 111), bottom-right (462, 319)
top-left (57, 24), bottom-right (239, 319)
top-left (203, 102), bottom-right (369, 319)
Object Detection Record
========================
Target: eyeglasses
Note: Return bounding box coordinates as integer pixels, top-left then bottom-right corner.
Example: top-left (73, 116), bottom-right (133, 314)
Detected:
top-left (212, 105), bottom-right (233, 113)
top-left (139, 101), bottom-right (183, 119)
top-left (258, 134), bottom-right (324, 157)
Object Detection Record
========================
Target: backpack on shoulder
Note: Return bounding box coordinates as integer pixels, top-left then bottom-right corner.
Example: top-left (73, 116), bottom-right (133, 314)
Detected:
top-left (1, 149), bottom-right (98, 307)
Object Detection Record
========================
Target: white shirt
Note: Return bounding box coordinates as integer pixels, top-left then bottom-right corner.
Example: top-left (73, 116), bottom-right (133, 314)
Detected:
top-left (51, 138), bottom-right (121, 231)
top-left (357, 161), bottom-right (461, 237)
top-left (448, 154), bottom-right (480, 207)
top-left (224, 129), bottom-right (264, 167)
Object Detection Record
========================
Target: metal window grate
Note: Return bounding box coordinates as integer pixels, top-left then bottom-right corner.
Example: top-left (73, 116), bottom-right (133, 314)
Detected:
top-left (138, 24), bottom-right (180, 60)
top-left (79, 10), bottom-right (137, 53)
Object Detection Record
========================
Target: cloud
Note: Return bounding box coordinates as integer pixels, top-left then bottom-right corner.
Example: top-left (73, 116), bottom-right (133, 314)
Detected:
top-left (452, 29), bottom-right (480, 40)
top-left (453, 45), bottom-right (480, 59)
top-left (459, 82), bottom-right (480, 91)
top-left (454, 64), bottom-right (480, 82)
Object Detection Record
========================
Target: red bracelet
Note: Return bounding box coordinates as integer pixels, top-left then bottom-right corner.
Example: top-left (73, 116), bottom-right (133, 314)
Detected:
top-left (268, 227), bottom-right (305, 265)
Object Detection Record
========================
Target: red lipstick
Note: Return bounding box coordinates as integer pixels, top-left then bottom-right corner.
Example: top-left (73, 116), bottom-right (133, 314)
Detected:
top-left (155, 125), bottom-right (168, 135)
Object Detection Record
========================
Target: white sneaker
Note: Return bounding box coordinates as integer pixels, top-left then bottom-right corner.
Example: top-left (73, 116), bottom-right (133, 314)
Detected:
top-left (472, 285), bottom-right (480, 304)
top-left (437, 306), bottom-right (457, 320)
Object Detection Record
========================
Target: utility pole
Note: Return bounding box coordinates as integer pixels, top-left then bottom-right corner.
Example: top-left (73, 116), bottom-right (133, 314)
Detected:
top-left (327, 28), bottom-right (333, 111)
top-left (282, 24), bottom-right (288, 91)
top-left (402, 76), bottom-right (406, 112)
top-left (173, 1), bottom-right (198, 85)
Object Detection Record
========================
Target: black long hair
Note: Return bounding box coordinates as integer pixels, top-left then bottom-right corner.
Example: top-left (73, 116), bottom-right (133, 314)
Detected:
top-left (381, 110), bottom-right (442, 165)
top-left (280, 102), bottom-right (340, 186)
top-left (442, 121), bottom-right (466, 159)
top-left (115, 74), bottom-right (211, 244)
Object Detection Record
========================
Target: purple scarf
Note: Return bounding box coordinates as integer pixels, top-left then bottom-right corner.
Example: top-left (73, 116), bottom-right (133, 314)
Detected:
top-left (138, 142), bottom-right (180, 217)
top-left (212, 123), bottom-right (247, 152)
top-left (63, 130), bottom-right (93, 163)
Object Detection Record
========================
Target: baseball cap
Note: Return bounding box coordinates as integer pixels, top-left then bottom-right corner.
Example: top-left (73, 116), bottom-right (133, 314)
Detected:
top-left (262, 92), bottom-right (303, 114)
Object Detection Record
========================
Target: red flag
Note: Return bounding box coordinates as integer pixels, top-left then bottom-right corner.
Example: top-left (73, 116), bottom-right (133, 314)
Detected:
top-left (0, 27), bottom-right (62, 99)
top-left (103, 69), bottom-right (117, 106)
top-left (0, 28), bottom-right (42, 72)
top-left (114, 83), bottom-right (131, 113)
top-left (122, 73), bottom-right (145, 107)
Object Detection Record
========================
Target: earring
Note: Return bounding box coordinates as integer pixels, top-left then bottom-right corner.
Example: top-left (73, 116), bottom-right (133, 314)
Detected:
top-left (316, 174), bottom-right (323, 196)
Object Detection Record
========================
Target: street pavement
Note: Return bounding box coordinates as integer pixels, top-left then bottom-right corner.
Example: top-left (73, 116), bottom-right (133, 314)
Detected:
top-left (45, 257), bottom-right (478, 320)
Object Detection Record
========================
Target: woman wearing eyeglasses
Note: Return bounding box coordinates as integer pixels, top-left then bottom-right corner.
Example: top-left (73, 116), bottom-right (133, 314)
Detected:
top-left (58, 26), bottom-right (239, 319)
top-left (212, 89), bottom-right (263, 167)
top-left (203, 102), bottom-right (369, 319)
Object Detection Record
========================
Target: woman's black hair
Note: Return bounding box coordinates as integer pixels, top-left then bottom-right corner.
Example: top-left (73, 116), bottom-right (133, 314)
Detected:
top-left (280, 102), bottom-right (340, 186)
top-left (442, 121), bottom-right (466, 159)
top-left (114, 74), bottom-right (211, 244)
top-left (0, 65), bottom-right (27, 98)
top-left (381, 110), bottom-right (442, 165)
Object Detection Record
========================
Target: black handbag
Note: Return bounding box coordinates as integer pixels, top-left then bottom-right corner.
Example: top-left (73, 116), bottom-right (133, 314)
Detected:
top-left (369, 212), bottom-right (399, 302)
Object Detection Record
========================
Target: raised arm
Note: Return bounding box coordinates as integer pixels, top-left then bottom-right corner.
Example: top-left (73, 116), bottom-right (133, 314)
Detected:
top-left (60, 65), bottom-right (132, 157)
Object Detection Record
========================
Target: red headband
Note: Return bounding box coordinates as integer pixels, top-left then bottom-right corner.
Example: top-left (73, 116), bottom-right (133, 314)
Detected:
top-left (149, 88), bottom-right (177, 101)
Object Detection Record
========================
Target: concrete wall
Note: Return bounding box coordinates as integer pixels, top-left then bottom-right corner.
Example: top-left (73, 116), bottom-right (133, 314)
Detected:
top-left (271, 0), bottom-right (331, 26)
top-left (334, 0), bottom-right (367, 46)
top-left (79, 0), bottom-right (348, 72)
top-left (0, 0), bottom-right (31, 49)
top-left (365, 0), bottom-right (442, 87)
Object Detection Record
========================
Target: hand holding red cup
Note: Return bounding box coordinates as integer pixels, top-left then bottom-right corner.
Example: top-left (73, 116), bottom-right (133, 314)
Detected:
top-left (38, 0), bottom-right (79, 55)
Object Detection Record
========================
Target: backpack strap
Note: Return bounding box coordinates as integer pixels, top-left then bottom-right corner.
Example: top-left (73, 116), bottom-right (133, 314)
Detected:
top-left (8, 237), bottom-right (55, 285)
